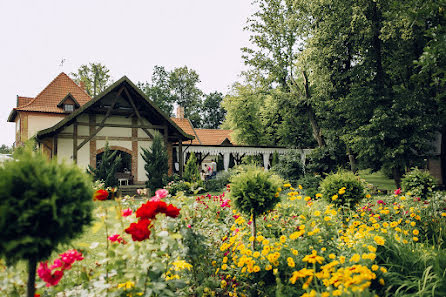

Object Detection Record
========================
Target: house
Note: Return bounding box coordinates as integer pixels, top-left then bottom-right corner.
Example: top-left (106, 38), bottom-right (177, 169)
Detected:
top-left (8, 73), bottom-right (306, 184)
top-left (8, 73), bottom-right (194, 184)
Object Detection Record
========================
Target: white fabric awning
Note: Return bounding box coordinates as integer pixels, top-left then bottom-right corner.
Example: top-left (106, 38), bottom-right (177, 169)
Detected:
top-left (178, 145), bottom-right (311, 156)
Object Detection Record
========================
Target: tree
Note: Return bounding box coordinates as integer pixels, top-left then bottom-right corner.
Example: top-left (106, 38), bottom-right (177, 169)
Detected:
top-left (183, 152), bottom-right (200, 184)
top-left (71, 63), bottom-right (112, 97)
top-left (0, 144), bottom-right (12, 154)
top-left (141, 131), bottom-right (169, 192)
top-left (0, 144), bottom-right (93, 297)
top-left (139, 66), bottom-right (175, 115)
top-left (200, 92), bottom-right (226, 129)
top-left (169, 66), bottom-right (203, 127)
top-left (88, 141), bottom-right (121, 188)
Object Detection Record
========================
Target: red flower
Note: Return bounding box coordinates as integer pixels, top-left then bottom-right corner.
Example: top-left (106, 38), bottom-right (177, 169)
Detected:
top-left (125, 219), bottom-right (152, 241)
top-left (136, 200), bottom-right (168, 219)
top-left (93, 189), bottom-right (109, 201)
top-left (165, 204), bottom-right (181, 218)
top-left (121, 208), bottom-right (133, 217)
top-left (394, 188), bottom-right (402, 195)
top-left (37, 262), bottom-right (64, 287)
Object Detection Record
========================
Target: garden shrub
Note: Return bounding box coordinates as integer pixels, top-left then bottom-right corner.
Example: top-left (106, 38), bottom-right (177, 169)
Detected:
top-left (88, 141), bottom-right (121, 187)
top-left (229, 166), bottom-right (282, 247)
top-left (297, 174), bottom-right (322, 198)
top-left (271, 150), bottom-right (304, 184)
top-left (401, 168), bottom-right (437, 198)
top-left (183, 152), bottom-right (201, 184)
top-left (204, 169), bottom-right (233, 192)
top-left (305, 145), bottom-right (348, 175)
top-left (320, 170), bottom-right (365, 208)
top-left (0, 144), bottom-right (93, 297)
top-left (141, 131), bottom-right (169, 192)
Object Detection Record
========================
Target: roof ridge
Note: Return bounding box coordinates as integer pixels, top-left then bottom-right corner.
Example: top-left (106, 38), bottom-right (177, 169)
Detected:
top-left (186, 118), bottom-right (202, 145)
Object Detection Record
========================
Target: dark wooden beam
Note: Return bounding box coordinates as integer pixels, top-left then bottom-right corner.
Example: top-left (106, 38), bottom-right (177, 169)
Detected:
top-left (179, 140), bottom-right (183, 177)
top-left (76, 88), bottom-right (122, 150)
top-left (53, 135), bottom-right (58, 157)
top-left (76, 122), bottom-right (165, 130)
top-left (123, 87), bottom-right (153, 139)
top-left (73, 119), bottom-right (78, 164)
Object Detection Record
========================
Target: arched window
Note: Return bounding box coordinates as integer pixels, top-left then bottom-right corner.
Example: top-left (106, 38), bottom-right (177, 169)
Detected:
top-left (96, 150), bottom-right (132, 173)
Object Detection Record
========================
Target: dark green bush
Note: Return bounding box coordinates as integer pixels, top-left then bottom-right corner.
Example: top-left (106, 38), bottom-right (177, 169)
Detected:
top-left (305, 145), bottom-right (348, 175)
top-left (184, 152), bottom-right (201, 184)
top-left (88, 141), bottom-right (121, 187)
top-left (0, 144), bottom-right (93, 296)
top-left (271, 150), bottom-right (304, 185)
top-left (401, 168), bottom-right (437, 199)
top-left (320, 171), bottom-right (365, 208)
top-left (141, 131), bottom-right (169, 192)
top-left (297, 175), bottom-right (322, 198)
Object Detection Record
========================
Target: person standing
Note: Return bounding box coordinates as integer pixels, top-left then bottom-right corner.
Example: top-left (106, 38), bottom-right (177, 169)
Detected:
top-left (211, 159), bottom-right (217, 178)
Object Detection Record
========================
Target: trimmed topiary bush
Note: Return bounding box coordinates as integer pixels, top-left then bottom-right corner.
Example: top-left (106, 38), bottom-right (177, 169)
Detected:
top-left (0, 144), bottom-right (94, 297)
top-left (401, 168), bottom-right (437, 199)
top-left (141, 131), bottom-right (169, 192)
top-left (229, 166), bottom-right (282, 248)
top-left (320, 171), bottom-right (365, 209)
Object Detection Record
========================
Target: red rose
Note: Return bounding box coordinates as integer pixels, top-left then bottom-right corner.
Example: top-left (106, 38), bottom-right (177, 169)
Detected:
top-left (136, 200), bottom-right (168, 219)
top-left (165, 204), bottom-right (180, 218)
top-left (125, 219), bottom-right (152, 241)
top-left (93, 189), bottom-right (109, 201)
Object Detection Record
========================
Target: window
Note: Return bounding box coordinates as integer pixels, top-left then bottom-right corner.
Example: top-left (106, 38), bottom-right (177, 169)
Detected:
top-left (16, 118), bottom-right (20, 132)
top-left (64, 104), bottom-right (74, 112)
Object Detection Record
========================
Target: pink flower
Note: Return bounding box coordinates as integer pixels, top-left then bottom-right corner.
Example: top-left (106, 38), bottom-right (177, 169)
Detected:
top-left (187, 224), bottom-right (192, 228)
top-left (108, 234), bottom-right (124, 243)
top-left (49, 258), bottom-right (63, 270)
top-left (155, 189), bottom-right (169, 199)
top-left (37, 262), bottom-right (64, 287)
top-left (377, 200), bottom-right (386, 205)
top-left (394, 188), bottom-right (402, 195)
top-left (220, 199), bottom-right (231, 208)
top-left (121, 208), bottom-right (133, 217)
top-left (150, 195), bottom-right (161, 202)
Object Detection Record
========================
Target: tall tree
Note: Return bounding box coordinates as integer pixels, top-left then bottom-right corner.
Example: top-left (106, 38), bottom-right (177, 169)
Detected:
top-left (201, 92), bottom-right (226, 129)
top-left (139, 66), bottom-right (175, 115)
top-left (0, 144), bottom-right (12, 154)
top-left (71, 63), bottom-right (112, 97)
top-left (141, 131), bottom-right (169, 191)
top-left (169, 66), bottom-right (203, 127)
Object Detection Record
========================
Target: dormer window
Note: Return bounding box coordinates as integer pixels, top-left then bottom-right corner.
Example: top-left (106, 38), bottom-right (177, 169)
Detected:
top-left (64, 104), bottom-right (74, 112)
top-left (57, 93), bottom-right (80, 113)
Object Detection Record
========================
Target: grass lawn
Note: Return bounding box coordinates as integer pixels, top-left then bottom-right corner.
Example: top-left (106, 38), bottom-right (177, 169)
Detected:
top-left (358, 169), bottom-right (396, 192)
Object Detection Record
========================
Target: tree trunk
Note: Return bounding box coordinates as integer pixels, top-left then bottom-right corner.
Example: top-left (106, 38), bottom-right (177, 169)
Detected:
top-left (251, 215), bottom-right (256, 250)
top-left (370, 1), bottom-right (386, 99)
top-left (346, 146), bottom-right (357, 173)
top-left (392, 166), bottom-right (402, 189)
top-left (302, 70), bottom-right (326, 147)
top-left (27, 258), bottom-right (37, 297)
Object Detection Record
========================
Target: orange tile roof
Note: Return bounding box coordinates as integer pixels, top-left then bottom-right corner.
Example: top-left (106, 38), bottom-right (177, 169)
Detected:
top-left (195, 129), bottom-right (235, 145)
top-left (14, 72), bottom-right (91, 113)
top-left (17, 96), bottom-right (34, 107)
top-left (170, 118), bottom-right (201, 144)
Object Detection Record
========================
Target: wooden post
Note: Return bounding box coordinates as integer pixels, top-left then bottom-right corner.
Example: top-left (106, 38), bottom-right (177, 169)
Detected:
top-left (53, 135), bottom-right (58, 158)
top-left (178, 140), bottom-right (183, 177)
top-left (73, 119), bottom-right (78, 164)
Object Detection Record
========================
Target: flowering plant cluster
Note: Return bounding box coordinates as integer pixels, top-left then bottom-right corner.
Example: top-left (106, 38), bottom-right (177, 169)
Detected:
top-left (125, 189), bottom-right (180, 241)
top-left (37, 249), bottom-right (83, 287)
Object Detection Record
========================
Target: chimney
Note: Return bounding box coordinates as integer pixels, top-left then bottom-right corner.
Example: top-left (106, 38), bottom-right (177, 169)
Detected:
top-left (176, 106), bottom-right (184, 119)
top-left (79, 81), bottom-right (86, 91)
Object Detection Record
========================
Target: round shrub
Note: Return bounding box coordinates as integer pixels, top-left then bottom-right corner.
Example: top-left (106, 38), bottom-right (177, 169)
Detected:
top-left (0, 145), bottom-right (93, 296)
top-left (230, 166), bottom-right (282, 218)
top-left (320, 171), bottom-right (365, 208)
top-left (402, 168), bottom-right (437, 198)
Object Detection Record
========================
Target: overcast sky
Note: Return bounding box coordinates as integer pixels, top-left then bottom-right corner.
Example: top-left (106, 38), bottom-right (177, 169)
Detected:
top-left (0, 0), bottom-right (255, 146)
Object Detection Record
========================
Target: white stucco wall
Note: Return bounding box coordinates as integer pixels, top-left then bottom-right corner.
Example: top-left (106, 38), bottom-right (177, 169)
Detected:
top-left (28, 114), bottom-right (65, 139)
top-left (138, 141), bottom-right (152, 182)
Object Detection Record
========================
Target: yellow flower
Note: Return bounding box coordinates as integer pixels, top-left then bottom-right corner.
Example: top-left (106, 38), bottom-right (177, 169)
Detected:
top-left (118, 281), bottom-right (135, 290)
top-left (292, 249), bottom-right (299, 255)
top-left (287, 257), bottom-right (295, 267)
top-left (324, 216), bottom-right (331, 221)
top-left (284, 183), bottom-right (291, 188)
top-left (253, 265), bottom-right (260, 272)
top-left (372, 265), bottom-right (379, 271)
top-left (253, 251), bottom-right (260, 258)
top-left (302, 250), bottom-right (324, 264)
top-left (221, 280), bottom-right (227, 288)
top-left (441, 213), bottom-right (446, 217)
top-left (350, 254), bottom-right (360, 262)
top-left (366, 194), bottom-right (371, 198)
top-left (413, 237), bottom-right (419, 242)
top-left (172, 260), bottom-right (193, 271)
top-left (338, 189), bottom-right (345, 195)
top-left (379, 278), bottom-right (385, 285)
top-left (413, 229), bottom-right (419, 235)
top-left (380, 267), bottom-right (387, 273)
top-left (315, 193), bottom-right (322, 198)
top-left (298, 185), bottom-right (303, 189)
top-left (265, 264), bottom-right (272, 270)
top-left (314, 211), bottom-right (321, 216)
top-left (333, 289), bottom-right (342, 296)
top-left (280, 235), bottom-right (287, 243)
top-left (329, 253), bottom-right (336, 259)
top-left (222, 264), bottom-right (228, 270)
top-left (339, 256), bottom-right (346, 264)
top-left (374, 235), bottom-right (385, 245)
top-left (332, 195), bottom-right (338, 201)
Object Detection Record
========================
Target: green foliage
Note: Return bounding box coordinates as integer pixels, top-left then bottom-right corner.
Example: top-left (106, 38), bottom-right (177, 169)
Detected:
top-left (201, 91), bottom-right (226, 129)
top-left (183, 152), bottom-right (200, 184)
top-left (229, 166), bottom-right (282, 218)
top-left (401, 168), bottom-right (437, 199)
top-left (138, 65), bottom-right (175, 116)
top-left (141, 132), bottom-right (169, 191)
top-left (271, 151), bottom-right (279, 167)
top-left (305, 145), bottom-right (349, 176)
top-left (204, 170), bottom-right (233, 192)
top-left (88, 141), bottom-right (121, 188)
top-left (0, 144), bottom-right (93, 265)
top-left (0, 144), bottom-right (12, 154)
top-left (271, 150), bottom-right (304, 185)
top-left (320, 171), bottom-right (365, 208)
top-left (297, 175), bottom-right (322, 198)
top-left (70, 62), bottom-right (112, 97)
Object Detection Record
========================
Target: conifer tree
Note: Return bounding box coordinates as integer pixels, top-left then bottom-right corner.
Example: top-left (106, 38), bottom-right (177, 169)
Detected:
top-left (183, 152), bottom-right (200, 184)
top-left (141, 131), bottom-right (169, 191)
top-left (88, 141), bottom-right (121, 187)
